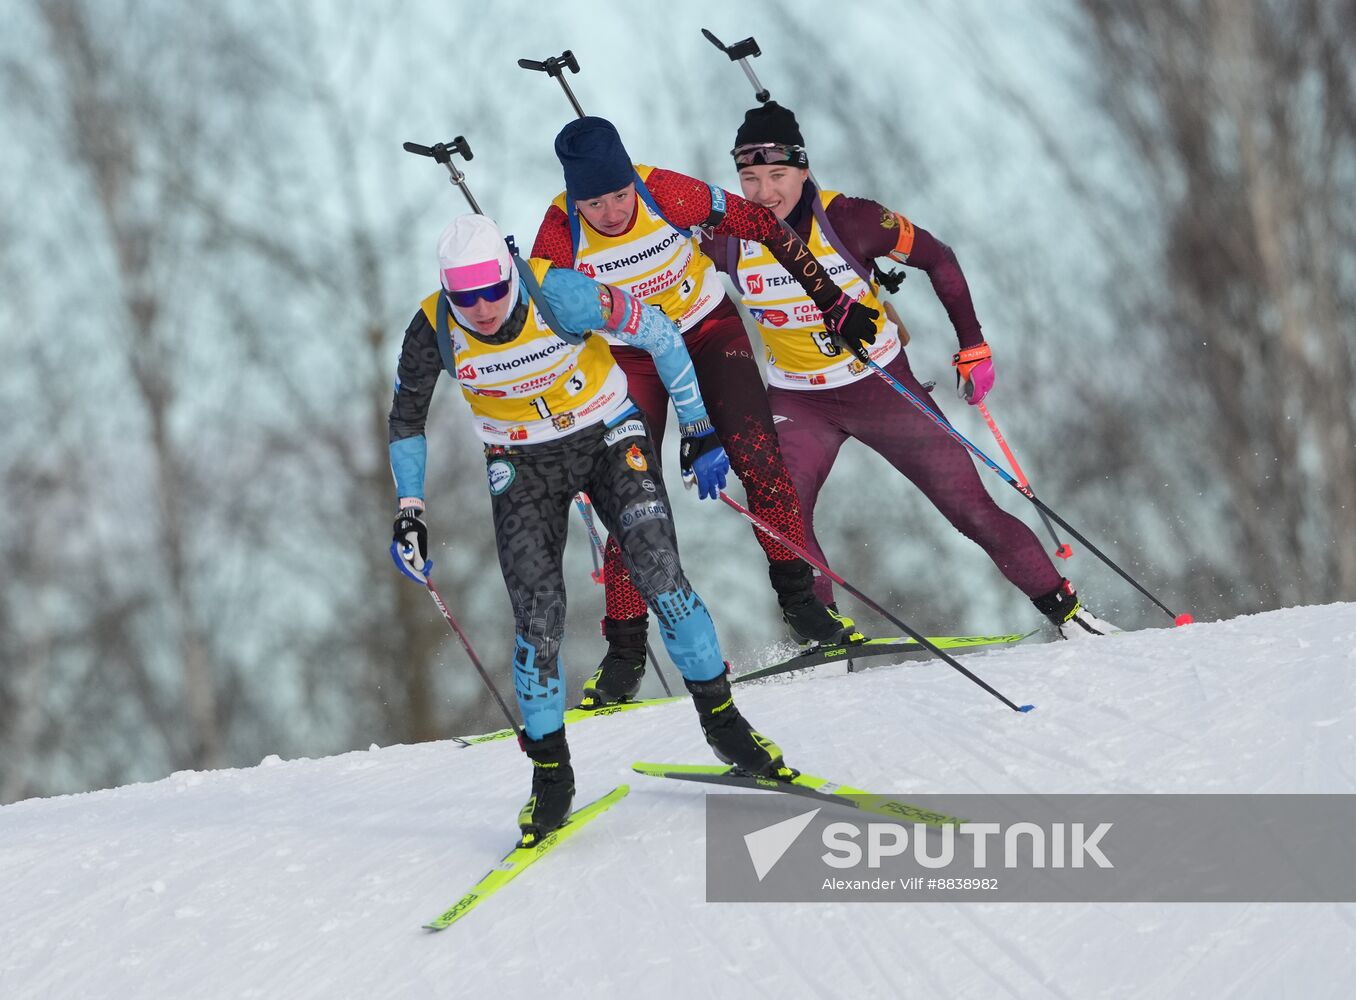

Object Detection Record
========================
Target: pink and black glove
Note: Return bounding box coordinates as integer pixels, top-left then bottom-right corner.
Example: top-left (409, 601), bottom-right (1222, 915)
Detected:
top-left (824, 294), bottom-right (880, 364)
top-left (952, 343), bottom-right (995, 405)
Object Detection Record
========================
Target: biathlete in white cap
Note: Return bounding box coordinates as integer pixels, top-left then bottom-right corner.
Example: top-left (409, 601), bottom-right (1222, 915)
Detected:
top-left (388, 214), bottom-right (796, 843)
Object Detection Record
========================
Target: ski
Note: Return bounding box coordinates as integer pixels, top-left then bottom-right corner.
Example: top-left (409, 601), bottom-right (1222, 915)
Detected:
top-left (631, 762), bottom-right (965, 826)
top-left (733, 631), bottom-right (1039, 684)
top-left (423, 784), bottom-right (630, 931)
top-left (452, 696), bottom-right (684, 747)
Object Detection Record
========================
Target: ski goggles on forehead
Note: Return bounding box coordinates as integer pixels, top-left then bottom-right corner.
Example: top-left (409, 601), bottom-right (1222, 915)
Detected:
top-left (731, 142), bottom-right (809, 168)
top-left (445, 278), bottom-right (512, 309)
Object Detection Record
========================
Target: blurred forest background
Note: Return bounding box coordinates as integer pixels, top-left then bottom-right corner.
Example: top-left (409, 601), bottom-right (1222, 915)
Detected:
top-left (1, 0), bottom-right (1352, 802)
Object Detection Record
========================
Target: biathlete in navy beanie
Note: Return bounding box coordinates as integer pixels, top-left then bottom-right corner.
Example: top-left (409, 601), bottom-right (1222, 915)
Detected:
top-left (704, 101), bottom-right (1117, 639)
top-left (533, 115), bottom-right (880, 706)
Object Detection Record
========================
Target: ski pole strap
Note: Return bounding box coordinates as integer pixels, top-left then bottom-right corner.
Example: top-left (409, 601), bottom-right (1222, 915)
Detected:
top-left (512, 254), bottom-right (583, 345)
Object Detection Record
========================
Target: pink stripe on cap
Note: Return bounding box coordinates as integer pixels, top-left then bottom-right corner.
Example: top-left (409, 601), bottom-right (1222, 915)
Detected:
top-left (443, 260), bottom-right (502, 291)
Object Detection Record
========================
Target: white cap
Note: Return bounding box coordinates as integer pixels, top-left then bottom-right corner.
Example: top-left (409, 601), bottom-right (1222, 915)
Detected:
top-left (437, 214), bottom-right (513, 291)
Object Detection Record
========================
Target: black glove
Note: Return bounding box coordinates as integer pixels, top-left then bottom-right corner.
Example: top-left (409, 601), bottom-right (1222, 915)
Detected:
top-left (823, 294), bottom-right (880, 363)
top-left (390, 506), bottom-right (431, 584)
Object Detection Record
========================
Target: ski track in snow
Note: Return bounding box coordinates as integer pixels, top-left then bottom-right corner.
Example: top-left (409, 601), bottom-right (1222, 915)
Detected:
top-left (2, 604), bottom-right (1354, 999)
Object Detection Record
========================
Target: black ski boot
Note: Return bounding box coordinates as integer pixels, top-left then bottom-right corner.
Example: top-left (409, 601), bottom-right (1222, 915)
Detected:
top-left (517, 727), bottom-right (575, 846)
top-left (1032, 579), bottom-right (1120, 639)
top-left (686, 674), bottom-right (792, 778)
top-left (768, 560), bottom-right (863, 646)
top-left (578, 615), bottom-right (648, 709)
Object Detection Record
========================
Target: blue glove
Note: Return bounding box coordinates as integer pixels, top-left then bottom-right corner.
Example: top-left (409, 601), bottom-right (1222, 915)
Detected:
top-left (390, 506), bottom-right (433, 584)
top-left (679, 421), bottom-right (729, 500)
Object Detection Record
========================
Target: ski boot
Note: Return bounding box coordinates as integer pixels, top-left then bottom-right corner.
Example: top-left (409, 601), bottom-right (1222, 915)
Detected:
top-left (577, 615), bottom-right (648, 709)
top-left (517, 727), bottom-right (575, 846)
top-left (686, 674), bottom-right (794, 779)
top-left (769, 560), bottom-right (864, 647)
top-left (1033, 579), bottom-right (1121, 639)
top-left (826, 602), bottom-right (862, 640)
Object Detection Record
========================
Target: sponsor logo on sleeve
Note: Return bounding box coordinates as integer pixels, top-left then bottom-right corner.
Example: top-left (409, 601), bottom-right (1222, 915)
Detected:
top-left (487, 459), bottom-right (517, 495)
top-left (604, 419), bottom-right (646, 447)
top-left (578, 261), bottom-right (597, 278)
top-left (456, 363), bottom-right (477, 380)
top-left (747, 273), bottom-right (765, 294)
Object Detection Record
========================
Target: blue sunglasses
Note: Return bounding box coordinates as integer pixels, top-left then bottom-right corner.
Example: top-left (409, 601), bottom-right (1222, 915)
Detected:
top-left (446, 279), bottom-right (512, 309)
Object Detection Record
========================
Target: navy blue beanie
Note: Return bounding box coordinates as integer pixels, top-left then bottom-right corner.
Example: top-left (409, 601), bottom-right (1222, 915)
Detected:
top-left (554, 117), bottom-right (634, 200)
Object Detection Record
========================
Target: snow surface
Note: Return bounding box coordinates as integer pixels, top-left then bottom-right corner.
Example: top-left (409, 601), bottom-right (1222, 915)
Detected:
top-left (3, 604), bottom-right (1354, 999)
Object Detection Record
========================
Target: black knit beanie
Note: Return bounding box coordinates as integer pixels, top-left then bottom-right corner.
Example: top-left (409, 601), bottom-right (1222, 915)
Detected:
top-left (732, 101), bottom-right (809, 166)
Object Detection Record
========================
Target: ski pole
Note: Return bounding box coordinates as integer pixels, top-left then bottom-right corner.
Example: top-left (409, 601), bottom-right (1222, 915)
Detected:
top-left (717, 492), bottom-right (1033, 714)
top-left (975, 401), bottom-right (1072, 560)
top-left (573, 495), bottom-right (674, 697)
top-left (863, 359), bottom-right (1192, 625)
top-left (425, 578), bottom-right (522, 737)
top-left (518, 51), bottom-right (588, 118)
top-left (573, 494), bottom-right (607, 585)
